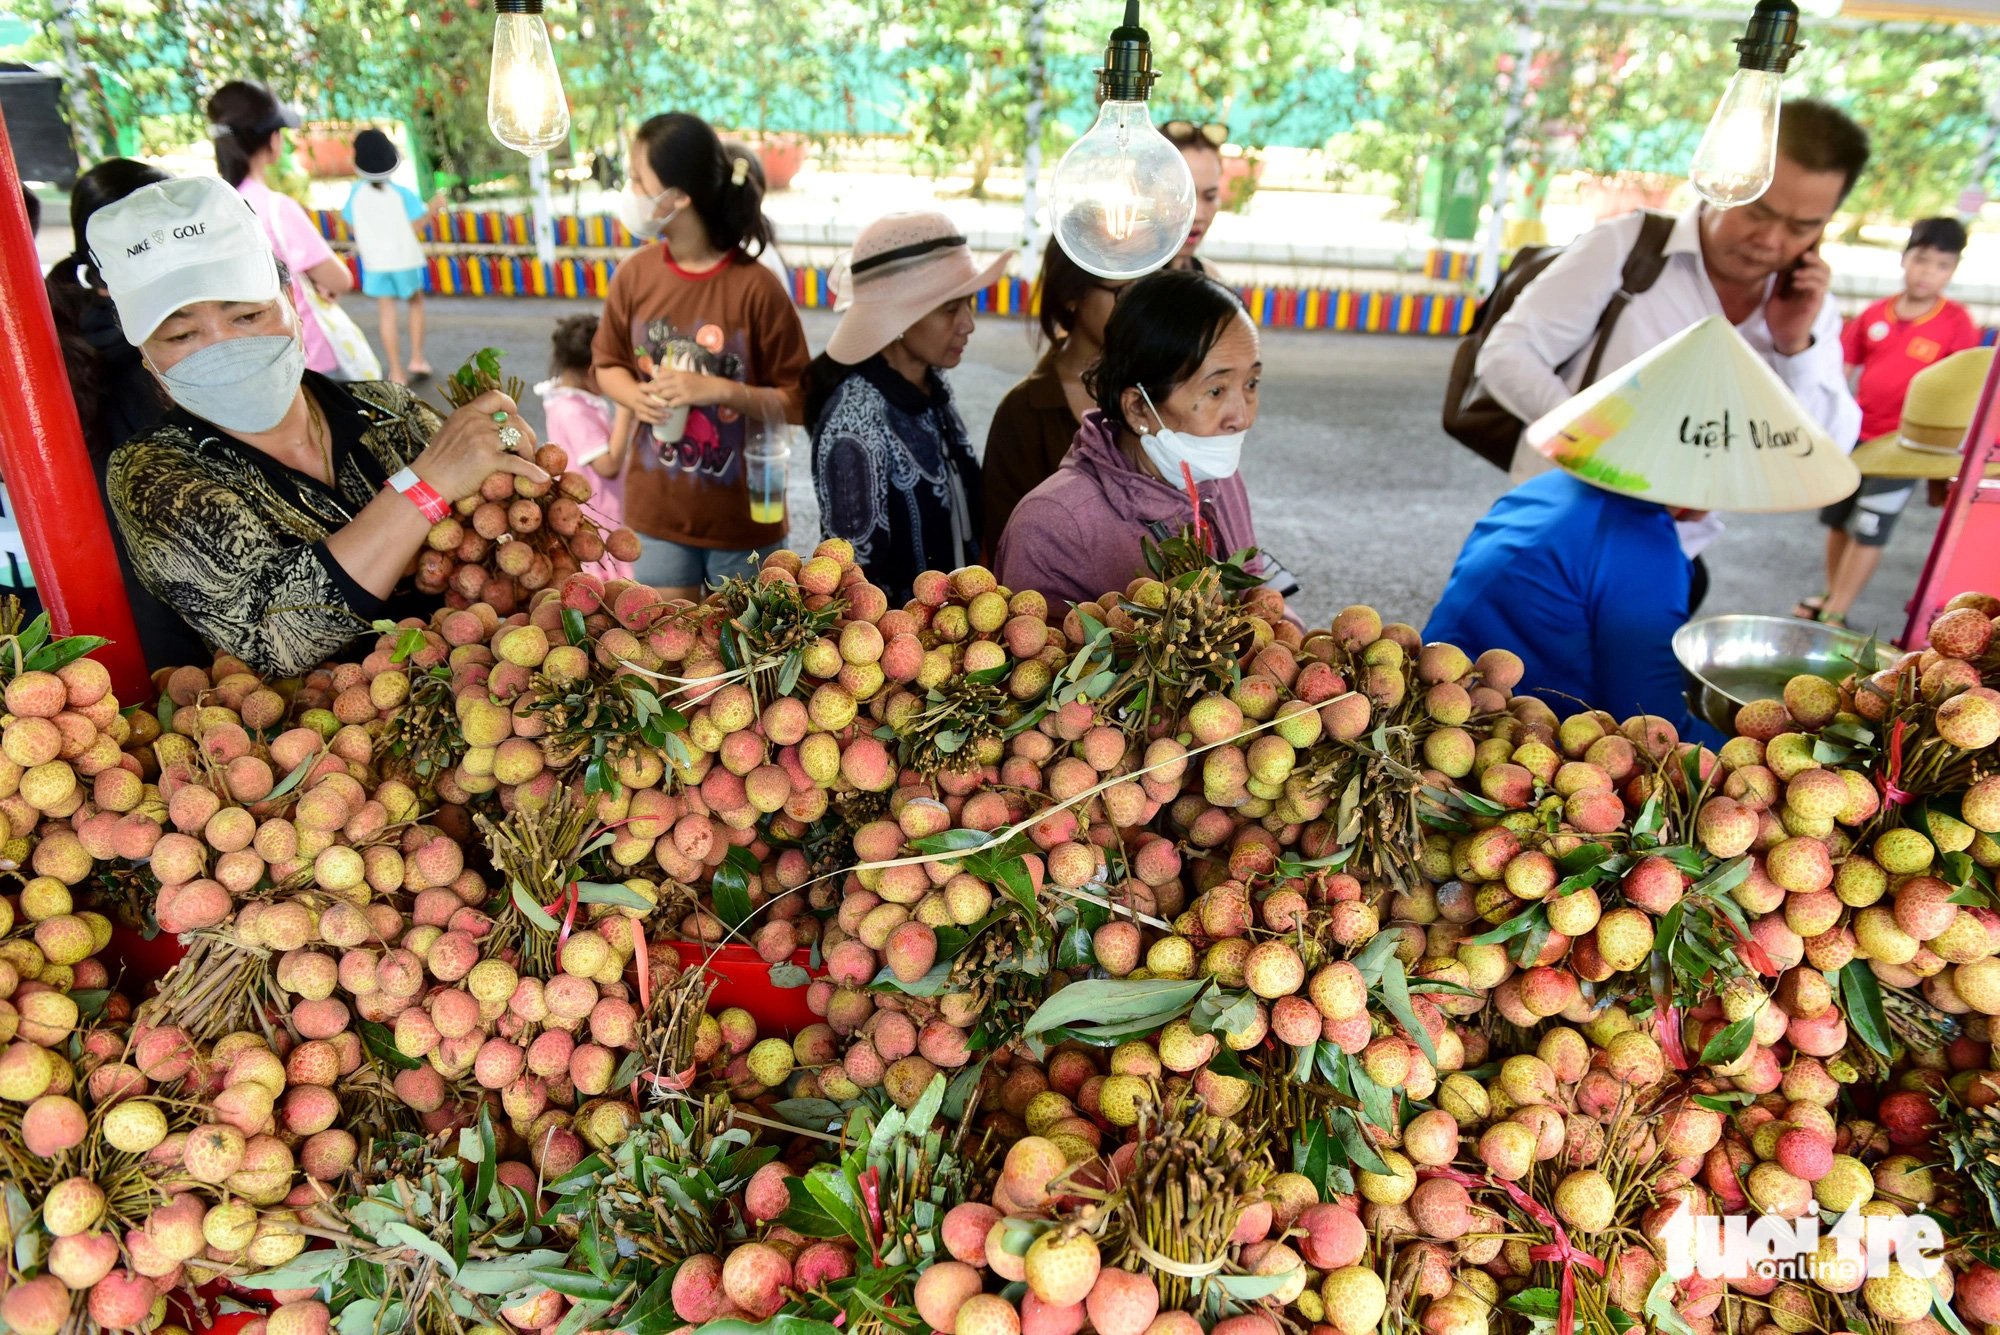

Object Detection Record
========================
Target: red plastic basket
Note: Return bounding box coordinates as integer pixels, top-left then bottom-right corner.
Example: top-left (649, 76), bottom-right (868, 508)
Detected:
top-left (670, 943), bottom-right (823, 1036)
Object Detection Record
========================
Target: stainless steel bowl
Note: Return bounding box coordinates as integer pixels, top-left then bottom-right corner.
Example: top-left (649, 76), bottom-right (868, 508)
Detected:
top-left (1672, 614), bottom-right (1883, 735)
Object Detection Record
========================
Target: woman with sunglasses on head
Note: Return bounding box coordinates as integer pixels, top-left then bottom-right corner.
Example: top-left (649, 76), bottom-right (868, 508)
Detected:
top-left (981, 236), bottom-right (1128, 555)
top-left (1164, 120), bottom-right (1226, 274)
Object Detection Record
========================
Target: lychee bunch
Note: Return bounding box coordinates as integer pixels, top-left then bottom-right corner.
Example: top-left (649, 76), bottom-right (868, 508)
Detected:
top-left (414, 441), bottom-right (643, 614)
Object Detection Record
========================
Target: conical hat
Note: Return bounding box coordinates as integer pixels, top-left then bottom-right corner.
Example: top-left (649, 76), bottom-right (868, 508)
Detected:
top-left (1527, 315), bottom-right (1861, 513)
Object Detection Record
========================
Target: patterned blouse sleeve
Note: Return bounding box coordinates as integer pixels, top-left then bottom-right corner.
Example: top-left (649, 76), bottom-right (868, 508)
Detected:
top-left (107, 438), bottom-right (381, 679)
top-left (812, 381), bottom-right (883, 544)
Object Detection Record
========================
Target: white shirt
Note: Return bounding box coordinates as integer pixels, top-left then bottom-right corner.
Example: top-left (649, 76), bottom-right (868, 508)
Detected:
top-left (1476, 205), bottom-right (1861, 556)
top-left (342, 181), bottom-right (428, 274)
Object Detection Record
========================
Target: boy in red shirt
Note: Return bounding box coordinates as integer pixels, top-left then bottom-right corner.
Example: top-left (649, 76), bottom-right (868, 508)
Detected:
top-left (1801, 217), bottom-right (1979, 625)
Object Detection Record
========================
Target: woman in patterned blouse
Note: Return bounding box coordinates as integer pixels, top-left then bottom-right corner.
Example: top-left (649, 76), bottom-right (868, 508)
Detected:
top-left (87, 176), bottom-right (546, 678)
top-left (805, 212), bottom-right (1005, 603)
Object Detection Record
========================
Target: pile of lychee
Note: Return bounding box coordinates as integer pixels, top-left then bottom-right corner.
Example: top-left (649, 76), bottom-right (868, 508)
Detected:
top-left (0, 1018), bottom-right (318, 1335)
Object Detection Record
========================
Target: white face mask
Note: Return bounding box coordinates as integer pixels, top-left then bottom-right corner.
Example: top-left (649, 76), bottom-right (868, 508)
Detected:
top-left (151, 333), bottom-right (305, 434)
top-left (1136, 384), bottom-right (1244, 484)
top-left (616, 182), bottom-right (678, 240)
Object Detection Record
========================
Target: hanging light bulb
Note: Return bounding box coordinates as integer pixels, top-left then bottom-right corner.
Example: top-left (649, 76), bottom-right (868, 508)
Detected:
top-left (1048, 0), bottom-right (1194, 279)
top-left (1689, 0), bottom-right (1802, 208)
top-left (488, 0), bottom-right (570, 156)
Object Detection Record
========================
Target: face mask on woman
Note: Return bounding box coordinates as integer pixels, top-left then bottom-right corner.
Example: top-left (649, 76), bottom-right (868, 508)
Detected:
top-left (617, 182), bottom-right (678, 241)
top-left (152, 333), bottom-right (305, 434)
top-left (1136, 385), bottom-right (1244, 483)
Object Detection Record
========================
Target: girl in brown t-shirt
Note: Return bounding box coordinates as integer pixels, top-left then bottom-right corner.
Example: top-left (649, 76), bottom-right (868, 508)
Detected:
top-left (591, 112), bottom-right (809, 599)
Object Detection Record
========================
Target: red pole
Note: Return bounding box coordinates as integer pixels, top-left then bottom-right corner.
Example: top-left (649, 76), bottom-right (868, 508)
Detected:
top-left (0, 104), bottom-right (149, 702)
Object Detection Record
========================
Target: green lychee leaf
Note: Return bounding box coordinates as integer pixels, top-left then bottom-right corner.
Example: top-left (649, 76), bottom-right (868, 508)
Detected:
top-left (1556, 842), bottom-right (1614, 876)
top-left (1632, 793), bottom-right (1665, 843)
top-left (1204, 1042), bottom-right (1260, 1085)
top-left (1207, 1274), bottom-right (1292, 1302)
top-left (264, 743), bottom-right (323, 805)
top-left (10, 611), bottom-right (50, 663)
top-left (554, 1301), bottom-right (613, 1335)
top-left (1335, 1106), bottom-right (1392, 1175)
top-left (1642, 1274), bottom-right (1699, 1335)
top-left (1348, 928), bottom-right (1402, 986)
top-left (1189, 988), bottom-right (1258, 1038)
top-left (768, 961), bottom-right (812, 989)
top-left (710, 846), bottom-right (758, 930)
top-left (358, 1017), bottom-right (423, 1072)
top-left (1935, 1289), bottom-right (1976, 1335)
top-left (1509, 912), bottom-right (1554, 970)
top-left (510, 881), bottom-right (561, 934)
top-left (1690, 854), bottom-right (1752, 900)
top-left (909, 828), bottom-right (989, 857)
top-left (526, 1267), bottom-right (624, 1304)
top-left (1839, 960), bottom-right (1894, 1060)
top-left (1275, 846), bottom-right (1354, 878)
top-left (618, 1273), bottom-right (680, 1335)
top-left (1697, 1010), bottom-right (1756, 1068)
top-left (1021, 976), bottom-right (1208, 1038)
top-left (1376, 956), bottom-right (1438, 1067)
top-left (1465, 904), bottom-right (1548, 948)
top-left (22, 633), bottom-right (107, 677)
top-left (1054, 922), bottom-right (1095, 971)
top-left (869, 958), bottom-right (953, 996)
top-left (1505, 1289), bottom-right (1561, 1318)
top-left (575, 881), bottom-right (654, 912)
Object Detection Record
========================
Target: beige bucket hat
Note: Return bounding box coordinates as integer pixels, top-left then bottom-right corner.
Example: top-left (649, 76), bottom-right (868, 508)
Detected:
top-left (825, 212), bottom-right (1010, 366)
top-left (1853, 346), bottom-right (1999, 480)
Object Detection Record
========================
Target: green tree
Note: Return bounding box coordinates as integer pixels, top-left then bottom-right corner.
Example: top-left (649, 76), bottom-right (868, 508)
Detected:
top-left (871, 0), bottom-right (1085, 197)
top-left (1789, 21), bottom-right (1993, 224)
top-left (1136, 0), bottom-right (1361, 149)
top-left (299, 0), bottom-right (510, 197)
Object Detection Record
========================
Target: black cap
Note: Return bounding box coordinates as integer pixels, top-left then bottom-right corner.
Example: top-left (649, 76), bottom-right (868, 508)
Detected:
top-left (353, 128), bottom-right (399, 179)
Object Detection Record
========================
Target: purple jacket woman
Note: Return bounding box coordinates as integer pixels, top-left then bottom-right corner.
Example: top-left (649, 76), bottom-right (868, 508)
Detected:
top-left (994, 268), bottom-right (1275, 610)
top-left (995, 412), bottom-right (1259, 607)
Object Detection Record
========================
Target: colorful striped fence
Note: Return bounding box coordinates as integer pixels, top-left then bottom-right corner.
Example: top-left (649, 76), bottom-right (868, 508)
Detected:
top-left (317, 209), bottom-right (1993, 343)
top-left (315, 208), bottom-right (637, 248)
top-left (317, 206), bottom-right (1479, 335)
top-left (1424, 249), bottom-right (1474, 282)
top-left (340, 249), bottom-right (1482, 334)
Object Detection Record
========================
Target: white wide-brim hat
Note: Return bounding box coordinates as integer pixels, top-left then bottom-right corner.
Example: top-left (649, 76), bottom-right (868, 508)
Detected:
top-left (1528, 315), bottom-right (1860, 513)
top-left (87, 176), bottom-right (281, 346)
top-left (825, 211), bottom-right (1010, 365)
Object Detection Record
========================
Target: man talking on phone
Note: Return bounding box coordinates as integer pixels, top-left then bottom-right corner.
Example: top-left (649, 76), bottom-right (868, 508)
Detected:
top-left (1473, 100), bottom-right (1867, 609)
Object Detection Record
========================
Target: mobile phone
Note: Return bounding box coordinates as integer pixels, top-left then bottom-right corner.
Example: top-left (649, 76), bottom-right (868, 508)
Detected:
top-left (1778, 241), bottom-right (1820, 298)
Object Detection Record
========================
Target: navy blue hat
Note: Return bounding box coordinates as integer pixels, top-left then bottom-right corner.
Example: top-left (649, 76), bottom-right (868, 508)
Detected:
top-left (353, 128), bottom-right (399, 180)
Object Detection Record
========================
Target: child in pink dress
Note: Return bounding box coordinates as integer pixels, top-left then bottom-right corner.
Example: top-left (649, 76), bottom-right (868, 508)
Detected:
top-left (536, 313), bottom-right (634, 580)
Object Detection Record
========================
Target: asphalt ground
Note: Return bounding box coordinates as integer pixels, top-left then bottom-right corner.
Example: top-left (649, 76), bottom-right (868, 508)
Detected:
top-left (394, 294), bottom-right (1931, 641)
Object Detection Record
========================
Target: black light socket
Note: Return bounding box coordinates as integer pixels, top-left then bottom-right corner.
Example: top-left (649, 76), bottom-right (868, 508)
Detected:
top-left (494, 0), bottom-right (544, 14)
top-left (1096, 0), bottom-right (1157, 104)
top-left (1734, 0), bottom-right (1803, 74)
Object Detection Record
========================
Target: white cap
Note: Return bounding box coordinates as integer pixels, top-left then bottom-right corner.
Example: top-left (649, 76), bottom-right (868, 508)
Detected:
top-left (86, 176), bottom-right (282, 346)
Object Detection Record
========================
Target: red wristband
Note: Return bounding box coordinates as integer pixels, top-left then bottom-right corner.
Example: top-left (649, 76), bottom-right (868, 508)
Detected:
top-left (387, 467), bottom-right (449, 523)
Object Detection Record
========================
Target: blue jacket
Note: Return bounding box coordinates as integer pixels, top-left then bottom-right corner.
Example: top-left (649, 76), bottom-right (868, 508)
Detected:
top-left (1424, 471), bottom-right (1717, 745)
